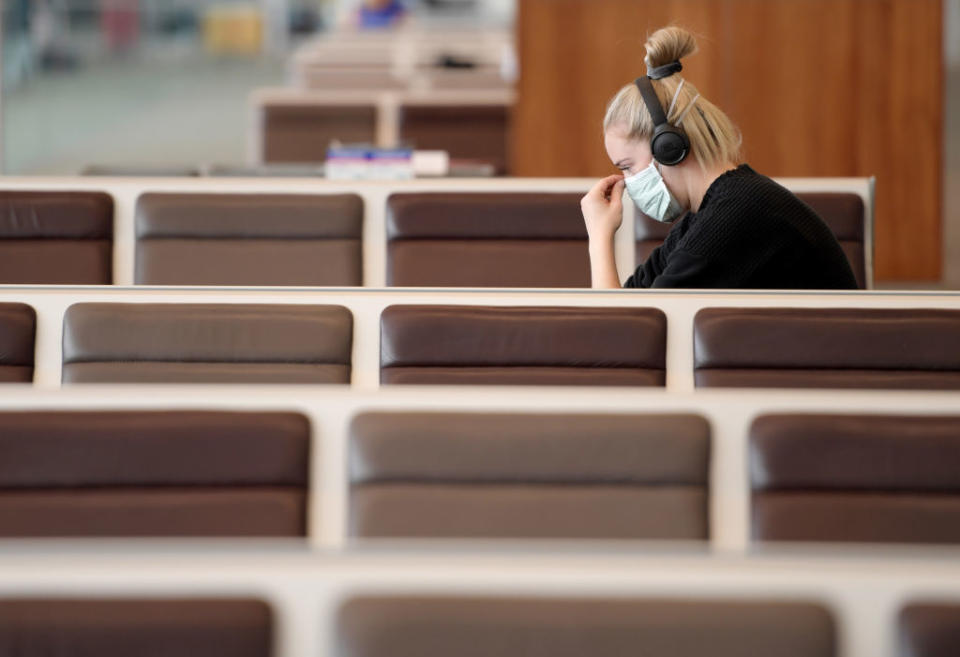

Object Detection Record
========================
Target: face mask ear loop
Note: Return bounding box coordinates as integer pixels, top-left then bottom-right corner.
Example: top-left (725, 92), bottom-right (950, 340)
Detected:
top-left (674, 93), bottom-right (700, 127)
top-left (666, 79), bottom-right (685, 121)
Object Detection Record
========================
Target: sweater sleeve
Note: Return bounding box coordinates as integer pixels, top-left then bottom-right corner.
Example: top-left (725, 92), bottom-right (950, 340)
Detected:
top-left (623, 244), bottom-right (668, 288)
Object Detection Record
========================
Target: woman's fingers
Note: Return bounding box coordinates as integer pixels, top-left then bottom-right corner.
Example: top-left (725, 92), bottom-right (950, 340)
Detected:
top-left (609, 179), bottom-right (625, 209)
top-left (584, 175), bottom-right (624, 205)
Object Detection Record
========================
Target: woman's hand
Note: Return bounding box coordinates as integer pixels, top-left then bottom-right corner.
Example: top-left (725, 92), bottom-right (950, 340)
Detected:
top-left (580, 175), bottom-right (625, 242)
top-left (582, 175), bottom-right (625, 289)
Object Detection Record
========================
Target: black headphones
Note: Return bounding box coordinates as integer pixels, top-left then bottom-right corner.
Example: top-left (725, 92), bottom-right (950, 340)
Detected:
top-left (634, 63), bottom-right (690, 166)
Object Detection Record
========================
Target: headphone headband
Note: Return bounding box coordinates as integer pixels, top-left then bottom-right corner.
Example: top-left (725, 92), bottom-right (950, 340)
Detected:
top-left (634, 76), bottom-right (668, 128)
top-left (632, 75), bottom-right (690, 166)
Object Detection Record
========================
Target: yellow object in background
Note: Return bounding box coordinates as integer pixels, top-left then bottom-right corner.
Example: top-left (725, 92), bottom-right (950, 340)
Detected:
top-left (203, 5), bottom-right (264, 55)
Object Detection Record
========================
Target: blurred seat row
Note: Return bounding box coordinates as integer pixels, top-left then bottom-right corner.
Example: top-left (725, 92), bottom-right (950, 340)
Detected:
top-left (0, 593), bottom-right (956, 657)
top-left (1, 407), bottom-right (960, 544)
top-left (252, 91), bottom-right (513, 173)
top-left (4, 300), bottom-right (959, 388)
top-left (0, 187), bottom-right (869, 287)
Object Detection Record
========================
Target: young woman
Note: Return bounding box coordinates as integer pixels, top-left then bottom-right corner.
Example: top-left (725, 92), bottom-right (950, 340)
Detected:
top-left (581, 26), bottom-right (858, 289)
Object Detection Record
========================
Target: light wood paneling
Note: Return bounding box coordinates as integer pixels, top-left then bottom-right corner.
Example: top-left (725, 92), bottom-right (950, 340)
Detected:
top-left (514, 0), bottom-right (943, 281)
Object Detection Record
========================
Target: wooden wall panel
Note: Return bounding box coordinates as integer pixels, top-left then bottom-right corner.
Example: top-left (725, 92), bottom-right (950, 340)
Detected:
top-left (514, 0), bottom-right (943, 281)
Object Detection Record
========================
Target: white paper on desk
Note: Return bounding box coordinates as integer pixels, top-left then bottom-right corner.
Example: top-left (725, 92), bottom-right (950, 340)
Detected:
top-left (412, 151), bottom-right (450, 177)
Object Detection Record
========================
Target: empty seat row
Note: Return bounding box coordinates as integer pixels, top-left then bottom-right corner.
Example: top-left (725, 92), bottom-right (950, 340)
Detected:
top-left (3, 408), bottom-right (960, 545)
top-left (0, 595), bottom-right (958, 657)
top-left (0, 189), bottom-right (869, 287)
top-left (261, 103), bottom-right (512, 174)
top-left (0, 410), bottom-right (310, 537)
top-left (5, 302), bottom-right (960, 389)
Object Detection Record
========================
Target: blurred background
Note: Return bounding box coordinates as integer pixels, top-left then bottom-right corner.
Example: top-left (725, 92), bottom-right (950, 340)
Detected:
top-left (0, 0), bottom-right (514, 174)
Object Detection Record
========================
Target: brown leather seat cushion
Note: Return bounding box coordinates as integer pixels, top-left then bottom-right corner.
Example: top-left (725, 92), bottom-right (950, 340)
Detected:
top-left (337, 596), bottom-right (836, 657)
top-left (899, 603), bottom-right (960, 657)
top-left (386, 193), bottom-right (588, 287)
top-left (636, 192), bottom-right (866, 288)
top-left (694, 308), bottom-right (960, 390)
top-left (380, 305), bottom-right (666, 386)
top-left (62, 303), bottom-right (353, 384)
top-left (399, 104), bottom-right (510, 174)
top-left (136, 193), bottom-right (363, 285)
top-left (751, 414), bottom-right (960, 543)
top-left (0, 410), bottom-right (309, 537)
top-left (0, 191), bottom-right (113, 284)
top-left (0, 598), bottom-right (272, 657)
top-left (349, 412), bottom-right (709, 539)
top-left (0, 303), bottom-right (36, 383)
top-left (263, 104), bottom-right (376, 163)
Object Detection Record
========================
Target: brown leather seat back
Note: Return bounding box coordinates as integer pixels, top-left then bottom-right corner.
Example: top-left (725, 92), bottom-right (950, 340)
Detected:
top-left (349, 412), bottom-right (710, 539)
top-left (380, 305), bottom-right (666, 386)
top-left (263, 104), bottom-right (376, 163)
top-left (899, 603), bottom-right (960, 657)
top-left (635, 192), bottom-right (866, 288)
top-left (386, 193), bottom-right (588, 287)
top-left (62, 303), bottom-right (353, 384)
top-left (135, 193), bottom-right (363, 285)
top-left (0, 191), bottom-right (113, 284)
top-left (0, 598), bottom-right (272, 656)
top-left (694, 307), bottom-right (960, 390)
top-left (751, 414), bottom-right (960, 543)
top-left (337, 596), bottom-right (836, 657)
top-left (0, 303), bottom-right (36, 383)
top-left (0, 410), bottom-right (309, 537)
top-left (399, 104), bottom-right (510, 174)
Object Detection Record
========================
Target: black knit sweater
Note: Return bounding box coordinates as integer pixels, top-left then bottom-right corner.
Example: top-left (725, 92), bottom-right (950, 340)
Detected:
top-left (624, 164), bottom-right (859, 289)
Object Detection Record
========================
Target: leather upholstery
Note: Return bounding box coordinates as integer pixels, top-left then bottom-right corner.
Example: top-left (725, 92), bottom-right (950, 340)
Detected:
top-left (263, 104), bottom-right (376, 163)
top-left (62, 303), bottom-right (353, 384)
top-left (0, 303), bottom-right (36, 383)
top-left (0, 191), bottom-right (113, 284)
top-left (349, 412), bottom-right (709, 539)
top-left (899, 603), bottom-right (960, 657)
top-left (380, 305), bottom-right (666, 386)
top-left (337, 596), bottom-right (836, 657)
top-left (694, 308), bottom-right (960, 390)
top-left (0, 410), bottom-right (309, 537)
top-left (751, 414), bottom-right (960, 543)
top-left (635, 192), bottom-right (867, 288)
top-left (386, 193), bottom-right (588, 287)
top-left (399, 104), bottom-right (510, 174)
top-left (0, 599), bottom-right (272, 657)
top-left (135, 193), bottom-right (363, 285)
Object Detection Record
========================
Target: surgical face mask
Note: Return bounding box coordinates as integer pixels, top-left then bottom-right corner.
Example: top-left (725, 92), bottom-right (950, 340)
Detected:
top-left (623, 160), bottom-right (685, 223)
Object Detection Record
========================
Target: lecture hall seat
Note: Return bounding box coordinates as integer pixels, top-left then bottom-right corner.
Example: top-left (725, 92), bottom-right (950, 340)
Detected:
top-left (0, 598), bottom-right (272, 657)
top-left (0, 410), bottom-right (310, 537)
top-left (386, 192), bottom-right (589, 287)
top-left (398, 104), bottom-right (511, 174)
top-left (262, 104), bottom-right (376, 163)
top-left (0, 303), bottom-right (36, 383)
top-left (694, 308), bottom-right (960, 390)
top-left (899, 603), bottom-right (960, 657)
top-left (349, 412), bottom-right (710, 539)
top-left (135, 193), bottom-right (363, 285)
top-left (0, 191), bottom-right (113, 284)
top-left (380, 305), bottom-right (667, 386)
top-left (751, 414), bottom-right (960, 543)
top-left (62, 303), bottom-right (353, 384)
top-left (336, 596), bottom-right (836, 657)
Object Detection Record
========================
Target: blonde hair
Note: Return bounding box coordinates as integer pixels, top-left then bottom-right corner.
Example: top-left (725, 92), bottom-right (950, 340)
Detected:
top-left (604, 26), bottom-right (742, 169)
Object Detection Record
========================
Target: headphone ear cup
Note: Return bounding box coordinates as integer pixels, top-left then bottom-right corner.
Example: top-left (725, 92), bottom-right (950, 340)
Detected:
top-left (651, 126), bottom-right (690, 166)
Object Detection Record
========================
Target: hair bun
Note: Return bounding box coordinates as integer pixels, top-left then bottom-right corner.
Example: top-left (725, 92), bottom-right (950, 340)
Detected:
top-left (644, 26), bottom-right (698, 69)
